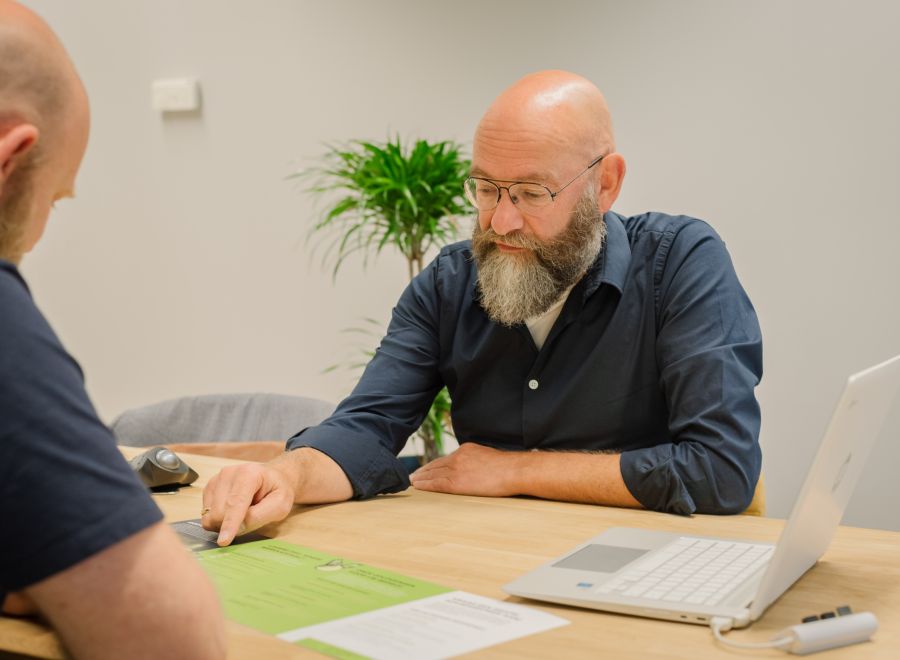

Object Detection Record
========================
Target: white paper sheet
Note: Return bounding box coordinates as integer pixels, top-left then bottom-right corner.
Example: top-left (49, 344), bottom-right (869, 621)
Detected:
top-left (278, 590), bottom-right (569, 659)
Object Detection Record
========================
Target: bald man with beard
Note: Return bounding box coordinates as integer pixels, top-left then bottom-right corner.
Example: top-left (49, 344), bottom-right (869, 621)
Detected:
top-left (0, 3), bottom-right (225, 658)
top-left (203, 71), bottom-right (763, 545)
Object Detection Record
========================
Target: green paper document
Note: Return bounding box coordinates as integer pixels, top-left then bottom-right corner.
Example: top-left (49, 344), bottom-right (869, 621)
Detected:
top-left (195, 539), bottom-right (568, 659)
top-left (196, 540), bottom-right (449, 634)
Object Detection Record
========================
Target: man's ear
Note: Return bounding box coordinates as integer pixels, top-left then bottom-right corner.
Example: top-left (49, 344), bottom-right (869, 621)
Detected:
top-left (0, 124), bottom-right (40, 194)
top-left (596, 152), bottom-right (626, 213)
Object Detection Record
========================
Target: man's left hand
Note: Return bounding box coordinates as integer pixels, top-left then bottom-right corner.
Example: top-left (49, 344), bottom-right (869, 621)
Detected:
top-left (410, 443), bottom-right (522, 496)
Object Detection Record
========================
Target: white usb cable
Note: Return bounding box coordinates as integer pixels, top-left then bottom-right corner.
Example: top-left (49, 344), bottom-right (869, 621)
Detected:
top-left (710, 613), bottom-right (878, 655)
top-left (710, 617), bottom-right (794, 651)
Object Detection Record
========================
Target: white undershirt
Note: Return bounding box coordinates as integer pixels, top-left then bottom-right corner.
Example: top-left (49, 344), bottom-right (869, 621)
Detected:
top-left (525, 287), bottom-right (574, 350)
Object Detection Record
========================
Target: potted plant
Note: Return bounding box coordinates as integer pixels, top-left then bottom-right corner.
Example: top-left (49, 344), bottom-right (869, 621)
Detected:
top-left (294, 136), bottom-right (471, 464)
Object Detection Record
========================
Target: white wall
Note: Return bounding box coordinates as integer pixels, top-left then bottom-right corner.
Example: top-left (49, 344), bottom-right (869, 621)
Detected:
top-left (21, 1), bottom-right (900, 529)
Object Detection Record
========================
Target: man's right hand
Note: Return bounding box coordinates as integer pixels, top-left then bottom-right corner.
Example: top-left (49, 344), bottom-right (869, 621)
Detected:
top-left (201, 460), bottom-right (298, 546)
top-left (201, 447), bottom-right (354, 546)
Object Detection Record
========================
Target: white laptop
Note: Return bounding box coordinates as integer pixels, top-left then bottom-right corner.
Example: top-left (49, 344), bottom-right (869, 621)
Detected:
top-left (504, 354), bottom-right (900, 629)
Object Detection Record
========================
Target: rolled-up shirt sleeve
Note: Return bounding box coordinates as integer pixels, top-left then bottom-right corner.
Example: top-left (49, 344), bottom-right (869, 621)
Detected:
top-left (287, 258), bottom-right (445, 499)
top-left (619, 221), bottom-right (763, 515)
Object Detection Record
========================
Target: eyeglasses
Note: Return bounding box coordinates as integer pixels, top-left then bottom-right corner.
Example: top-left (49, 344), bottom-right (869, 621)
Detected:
top-left (463, 154), bottom-right (604, 213)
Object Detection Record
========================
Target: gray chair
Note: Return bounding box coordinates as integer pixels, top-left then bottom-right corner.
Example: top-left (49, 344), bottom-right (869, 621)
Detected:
top-left (111, 393), bottom-right (335, 461)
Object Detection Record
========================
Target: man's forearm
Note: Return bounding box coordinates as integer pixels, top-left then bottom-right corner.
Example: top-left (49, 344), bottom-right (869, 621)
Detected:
top-left (411, 443), bottom-right (644, 507)
top-left (26, 523), bottom-right (225, 660)
top-left (274, 447), bottom-right (354, 504)
top-left (513, 451), bottom-right (642, 508)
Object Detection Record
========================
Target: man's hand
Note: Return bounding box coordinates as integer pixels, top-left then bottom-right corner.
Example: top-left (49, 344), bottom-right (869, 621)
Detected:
top-left (201, 460), bottom-right (297, 546)
top-left (202, 447), bottom-right (354, 545)
top-left (410, 443), bottom-right (523, 497)
top-left (411, 443), bottom-right (643, 508)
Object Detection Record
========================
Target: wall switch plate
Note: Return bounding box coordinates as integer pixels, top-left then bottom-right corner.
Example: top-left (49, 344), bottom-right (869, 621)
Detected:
top-left (152, 77), bottom-right (200, 112)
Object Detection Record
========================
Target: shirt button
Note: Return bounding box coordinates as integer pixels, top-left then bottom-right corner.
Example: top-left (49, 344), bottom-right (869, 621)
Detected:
top-left (528, 379), bottom-right (539, 390)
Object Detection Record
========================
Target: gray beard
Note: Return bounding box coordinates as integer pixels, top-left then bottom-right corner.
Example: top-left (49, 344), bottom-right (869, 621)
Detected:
top-left (0, 164), bottom-right (35, 263)
top-left (472, 191), bottom-right (607, 327)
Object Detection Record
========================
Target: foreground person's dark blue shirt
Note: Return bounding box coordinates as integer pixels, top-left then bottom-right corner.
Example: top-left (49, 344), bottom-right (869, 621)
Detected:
top-left (289, 211), bottom-right (763, 515)
top-left (0, 261), bottom-right (162, 607)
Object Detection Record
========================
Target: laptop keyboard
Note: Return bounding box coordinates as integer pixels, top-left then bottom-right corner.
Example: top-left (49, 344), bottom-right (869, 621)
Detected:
top-left (596, 536), bottom-right (774, 606)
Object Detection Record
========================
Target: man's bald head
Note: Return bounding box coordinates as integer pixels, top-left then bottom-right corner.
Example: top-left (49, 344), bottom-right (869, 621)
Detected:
top-left (475, 70), bottom-right (615, 170)
top-left (0, 0), bottom-right (79, 146)
top-left (0, 0), bottom-right (89, 262)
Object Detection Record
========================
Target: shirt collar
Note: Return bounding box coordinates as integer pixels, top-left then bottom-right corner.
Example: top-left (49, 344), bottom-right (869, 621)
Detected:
top-left (0, 259), bottom-right (31, 296)
top-left (578, 211), bottom-right (631, 299)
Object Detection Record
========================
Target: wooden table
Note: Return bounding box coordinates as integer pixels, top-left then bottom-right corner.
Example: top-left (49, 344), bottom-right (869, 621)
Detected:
top-left (2, 449), bottom-right (898, 658)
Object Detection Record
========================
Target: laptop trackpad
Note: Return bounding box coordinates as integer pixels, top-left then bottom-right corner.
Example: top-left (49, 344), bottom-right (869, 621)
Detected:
top-left (553, 544), bottom-right (649, 573)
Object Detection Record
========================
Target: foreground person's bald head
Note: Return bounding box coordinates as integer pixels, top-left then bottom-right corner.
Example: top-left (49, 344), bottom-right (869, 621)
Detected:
top-left (0, 0), bottom-right (83, 140)
top-left (0, 0), bottom-right (89, 262)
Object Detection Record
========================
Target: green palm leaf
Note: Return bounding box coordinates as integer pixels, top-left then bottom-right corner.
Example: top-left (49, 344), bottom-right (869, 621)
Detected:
top-left (294, 135), bottom-right (471, 464)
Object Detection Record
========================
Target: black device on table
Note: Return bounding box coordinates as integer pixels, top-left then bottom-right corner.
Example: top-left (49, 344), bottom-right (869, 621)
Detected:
top-left (128, 446), bottom-right (198, 491)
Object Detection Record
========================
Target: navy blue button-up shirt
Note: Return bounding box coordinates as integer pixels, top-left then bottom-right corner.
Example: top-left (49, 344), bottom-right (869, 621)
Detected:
top-left (289, 211), bottom-right (763, 515)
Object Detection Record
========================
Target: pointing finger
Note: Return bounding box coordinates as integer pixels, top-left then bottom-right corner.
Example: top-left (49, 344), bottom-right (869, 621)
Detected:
top-left (216, 470), bottom-right (262, 546)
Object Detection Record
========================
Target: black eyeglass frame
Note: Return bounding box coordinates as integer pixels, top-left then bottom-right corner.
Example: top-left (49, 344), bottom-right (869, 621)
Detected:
top-left (464, 154), bottom-right (606, 211)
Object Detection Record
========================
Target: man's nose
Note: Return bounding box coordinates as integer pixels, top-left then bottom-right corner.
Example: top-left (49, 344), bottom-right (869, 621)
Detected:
top-left (489, 189), bottom-right (525, 236)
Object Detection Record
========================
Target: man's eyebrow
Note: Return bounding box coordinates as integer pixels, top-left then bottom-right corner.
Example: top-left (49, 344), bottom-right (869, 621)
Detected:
top-left (469, 166), bottom-right (556, 185)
